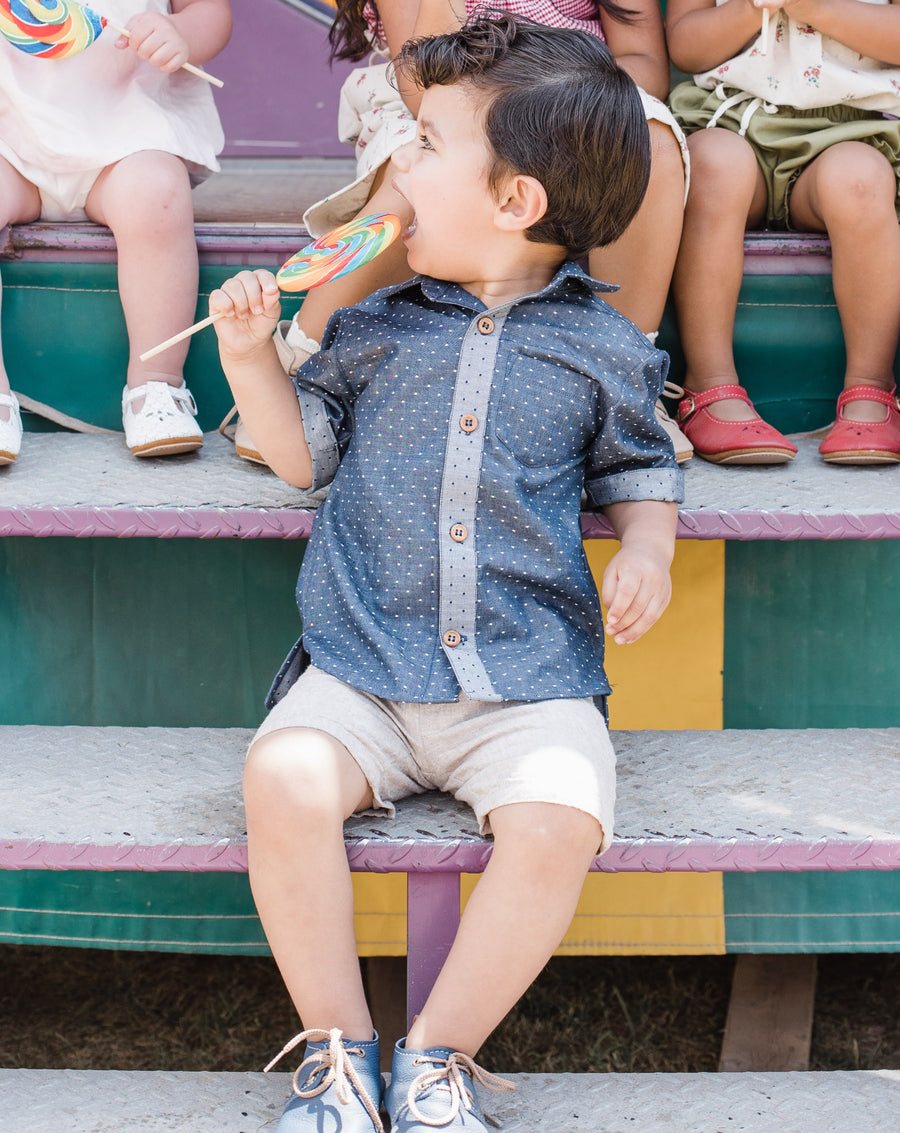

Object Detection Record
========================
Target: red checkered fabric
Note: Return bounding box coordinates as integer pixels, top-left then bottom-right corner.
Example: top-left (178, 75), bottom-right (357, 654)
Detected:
top-left (363, 0), bottom-right (605, 51)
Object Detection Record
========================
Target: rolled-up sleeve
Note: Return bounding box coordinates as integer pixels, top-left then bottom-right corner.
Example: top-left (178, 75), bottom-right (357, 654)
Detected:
top-left (584, 350), bottom-right (685, 508)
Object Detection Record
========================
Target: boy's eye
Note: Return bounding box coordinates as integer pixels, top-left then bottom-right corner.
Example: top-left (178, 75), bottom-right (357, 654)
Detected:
top-left (418, 133), bottom-right (435, 151)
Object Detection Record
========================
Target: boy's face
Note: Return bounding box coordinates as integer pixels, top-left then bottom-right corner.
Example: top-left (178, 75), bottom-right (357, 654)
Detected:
top-left (391, 82), bottom-right (500, 282)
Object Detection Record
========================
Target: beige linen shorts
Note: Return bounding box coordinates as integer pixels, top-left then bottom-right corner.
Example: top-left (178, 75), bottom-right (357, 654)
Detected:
top-left (253, 665), bottom-right (617, 852)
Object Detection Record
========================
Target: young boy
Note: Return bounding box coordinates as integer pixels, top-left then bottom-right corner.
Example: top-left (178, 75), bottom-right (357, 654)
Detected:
top-left (211, 15), bottom-right (683, 1132)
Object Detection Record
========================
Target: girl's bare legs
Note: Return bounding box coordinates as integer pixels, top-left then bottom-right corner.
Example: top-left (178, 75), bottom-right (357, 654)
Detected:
top-left (589, 120), bottom-right (685, 336)
top-left (789, 141), bottom-right (900, 422)
top-left (294, 162), bottom-right (415, 344)
top-left (0, 157), bottom-right (41, 411)
top-left (243, 727), bottom-right (375, 1038)
top-left (407, 802), bottom-right (601, 1055)
top-left (85, 151), bottom-right (198, 399)
top-left (672, 127), bottom-right (767, 422)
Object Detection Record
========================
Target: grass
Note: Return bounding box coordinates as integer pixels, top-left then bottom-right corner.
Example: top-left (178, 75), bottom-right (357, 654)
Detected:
top-left (1, 946), bottom-right (898, 1074)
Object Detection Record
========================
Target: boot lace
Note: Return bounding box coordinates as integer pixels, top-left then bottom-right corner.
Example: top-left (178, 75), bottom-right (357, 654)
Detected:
top-left (265, 1027), bottom-right (384, 1132)
top-left (407, 1051), bottom-right (514, 1126)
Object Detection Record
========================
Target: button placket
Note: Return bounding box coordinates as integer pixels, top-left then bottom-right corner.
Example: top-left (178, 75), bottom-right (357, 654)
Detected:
top-left (437, 309), bottom-right (509, 698)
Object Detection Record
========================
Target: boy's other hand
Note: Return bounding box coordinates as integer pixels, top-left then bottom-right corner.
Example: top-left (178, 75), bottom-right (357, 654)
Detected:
top-left (601, 546), bottom-right (673, 645)
top-left (210, 270), bottom-right (282, 359)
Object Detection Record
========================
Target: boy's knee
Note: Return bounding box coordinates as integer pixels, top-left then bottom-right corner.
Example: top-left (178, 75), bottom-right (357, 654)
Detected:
top-left (244, 730), bottom-right (334, 815)
top-left (491, 801), bottom-right (602, 865)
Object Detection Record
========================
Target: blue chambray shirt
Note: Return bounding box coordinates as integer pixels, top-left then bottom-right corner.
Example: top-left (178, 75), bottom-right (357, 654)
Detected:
top-left (272, 261), bottom-right (684, 706)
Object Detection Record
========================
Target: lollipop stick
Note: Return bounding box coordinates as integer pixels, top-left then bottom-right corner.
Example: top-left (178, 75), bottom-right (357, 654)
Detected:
top-left (139, 312), bottom-right (223, 362)
top-left (759, 7), bottom-right (769, 55)
top-left (106, 21), bottom-right (224, 86)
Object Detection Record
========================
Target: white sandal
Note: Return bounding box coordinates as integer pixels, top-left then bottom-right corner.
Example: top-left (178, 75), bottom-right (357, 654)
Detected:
top-left (122, 380), bottom-right (203, 457)
top-left (656, 382), bottom-right (693, 465)
top-left (0, 392), bottom-right (23, 465)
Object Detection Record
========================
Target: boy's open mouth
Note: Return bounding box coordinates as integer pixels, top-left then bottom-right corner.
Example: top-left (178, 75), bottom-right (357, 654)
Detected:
top-left (403, 218), bottom-right (418, 240)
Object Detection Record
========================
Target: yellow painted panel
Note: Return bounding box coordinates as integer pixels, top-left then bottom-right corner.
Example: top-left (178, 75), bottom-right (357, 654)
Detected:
top-left (463, 871), bottom-right (726, 956)
top-left (585, 539), bottom-right (724, 730)
top-left (355, 871), bottom-right (726, 957)
top-left (353, 873), bottom-right (406, 956)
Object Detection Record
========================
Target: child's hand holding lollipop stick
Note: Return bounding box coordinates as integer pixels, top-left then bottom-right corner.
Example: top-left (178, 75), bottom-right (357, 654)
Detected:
top-left (139, 214), bottom-right (403, 362)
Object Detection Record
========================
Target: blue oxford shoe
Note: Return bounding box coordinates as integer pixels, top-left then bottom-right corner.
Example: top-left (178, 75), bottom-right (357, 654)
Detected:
top-left (266, 1027), bottom-right (384, 1132)
top-left (384, 1038), bottom-right (513, 1131)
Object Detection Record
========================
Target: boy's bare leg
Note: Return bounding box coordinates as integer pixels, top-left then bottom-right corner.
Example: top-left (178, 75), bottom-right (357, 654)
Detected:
top-left (589, 120), bottom-right (685, 335)
top-left (406, 801), bottom-right (601, 1055)
top-left (243, 727), bottom-right (376, 1038)
top-left (295, 163), bottom-right (415, 344)
top-left (672, 127), bottom-right (767, 421)
top-left (789, 141), bottom-right (900, 421)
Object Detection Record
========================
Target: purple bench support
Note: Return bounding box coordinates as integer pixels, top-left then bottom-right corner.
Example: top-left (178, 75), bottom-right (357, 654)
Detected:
top-left (406, 873), bottom-right (463, 1024)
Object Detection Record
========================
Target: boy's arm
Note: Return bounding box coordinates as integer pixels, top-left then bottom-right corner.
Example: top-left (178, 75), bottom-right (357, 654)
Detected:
top-left (600, 500), bottom-right (678, 645)
top-left (211, 270), bottom-right (314, 489)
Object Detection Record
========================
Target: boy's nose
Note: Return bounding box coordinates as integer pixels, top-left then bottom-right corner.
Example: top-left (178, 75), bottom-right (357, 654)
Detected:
top-left (392, 141), bottom-right (414, 172)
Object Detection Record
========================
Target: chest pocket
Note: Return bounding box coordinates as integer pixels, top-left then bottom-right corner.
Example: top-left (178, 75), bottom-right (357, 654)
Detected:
top-left (492, 347), bottom-right (598, 469)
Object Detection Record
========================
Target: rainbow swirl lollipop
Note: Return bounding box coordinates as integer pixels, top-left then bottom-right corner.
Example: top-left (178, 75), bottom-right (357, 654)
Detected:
top-left (276, 213), bottom-right (402, 293)
top-left (0, 0), bottom-right (105, 58)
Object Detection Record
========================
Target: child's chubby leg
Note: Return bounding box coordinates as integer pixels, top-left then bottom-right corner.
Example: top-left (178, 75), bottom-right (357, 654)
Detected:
top-left (0, 157), bottom-right (40, 463)
top-left (672, 127), bottom-right (796, 463)
top-left (789, 141), bottom-right (900, 463)
top-left (243, 725), bottom-right (381, 1131)
top-left (85, 151), bottom-right (203, 455)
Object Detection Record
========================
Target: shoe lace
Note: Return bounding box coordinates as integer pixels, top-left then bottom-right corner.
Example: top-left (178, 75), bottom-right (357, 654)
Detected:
top-left (406, 1051), bottom-right (514, 1127)
top-left (264, 1027), bottom-right (384, 1132)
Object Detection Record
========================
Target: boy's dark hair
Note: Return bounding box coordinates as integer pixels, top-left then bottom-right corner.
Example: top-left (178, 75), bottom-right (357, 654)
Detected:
top-left (396, 15), bottom-right (650, 255)
top-left (329, 1), bottom-right (640, 65)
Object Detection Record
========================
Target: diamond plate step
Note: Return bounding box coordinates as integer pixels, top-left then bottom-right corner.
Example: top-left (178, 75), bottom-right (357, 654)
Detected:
top-left (0, 433), bottom-right (898, 540)
top-left (2, 725), bottom-right (898, 874)
top-left (1, 1068), bottom-right (897, 1132)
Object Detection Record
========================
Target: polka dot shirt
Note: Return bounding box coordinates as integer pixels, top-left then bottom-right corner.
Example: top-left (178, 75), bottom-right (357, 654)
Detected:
top-left (273, 262), bottom-right (684, 706)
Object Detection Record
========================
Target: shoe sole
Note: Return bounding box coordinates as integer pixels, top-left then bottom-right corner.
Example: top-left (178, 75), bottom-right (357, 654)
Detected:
top-left (235, 444), bottom-right (270, 467)
top-left (821, 450), bottom-right (900, 465)
top-left (130, 437), bottom-right (204, 457)
top-left (674, 451), bottom-right (693, 465)
top-left (698, 448), bottom-right (796, 465)
top-left (0, 454), bottom-right (17, 465)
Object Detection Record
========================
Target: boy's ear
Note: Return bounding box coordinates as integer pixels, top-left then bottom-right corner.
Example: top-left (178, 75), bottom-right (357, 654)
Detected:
top-left (495, 173), bottom-right (548, 232)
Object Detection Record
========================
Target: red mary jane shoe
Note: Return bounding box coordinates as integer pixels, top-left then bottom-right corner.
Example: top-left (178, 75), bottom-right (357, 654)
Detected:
top-left (818, 385), bottom-right (900, 465)
top-left (676, 383), bottom-right (798, 465)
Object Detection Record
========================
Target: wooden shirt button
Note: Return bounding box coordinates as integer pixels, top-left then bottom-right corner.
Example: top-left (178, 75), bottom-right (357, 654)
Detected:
top-left (442, 630), bottom-right (462, 648)
top-left (459, 414), bottom-right (478, 433)
top-left (450, 523), bottom-right (468, 542)
top-left (477, 316), bottom-right (494, 335)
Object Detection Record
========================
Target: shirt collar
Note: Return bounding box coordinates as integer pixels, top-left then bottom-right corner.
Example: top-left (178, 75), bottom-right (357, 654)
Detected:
top-left (403, 260), bottom-right (618, 313)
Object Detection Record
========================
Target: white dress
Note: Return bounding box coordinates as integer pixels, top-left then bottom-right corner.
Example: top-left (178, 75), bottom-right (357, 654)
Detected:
top-left (0, 0), bottom-right (223, 219)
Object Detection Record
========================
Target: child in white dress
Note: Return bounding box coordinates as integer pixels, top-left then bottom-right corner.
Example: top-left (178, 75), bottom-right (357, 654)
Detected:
top-left (0, 0), bottom-right (231, 465)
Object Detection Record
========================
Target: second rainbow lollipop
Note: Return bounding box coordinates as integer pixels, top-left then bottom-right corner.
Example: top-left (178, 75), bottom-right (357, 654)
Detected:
top-left (139, 213), bottom-right (403, 362)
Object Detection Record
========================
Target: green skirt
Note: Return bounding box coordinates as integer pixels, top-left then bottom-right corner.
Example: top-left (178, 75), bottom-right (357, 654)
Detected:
top-left (669, 80), bottom-right (900, 228)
